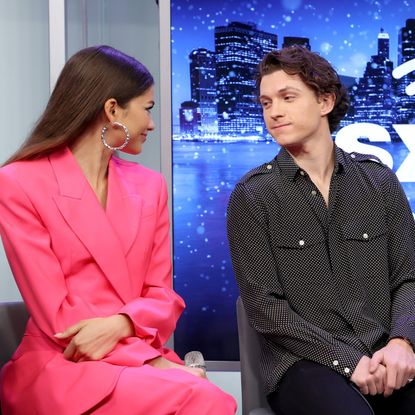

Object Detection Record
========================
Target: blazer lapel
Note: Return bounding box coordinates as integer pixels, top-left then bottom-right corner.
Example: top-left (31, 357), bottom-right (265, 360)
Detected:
top-left (49, 148), bottom-right (132, 303)
top-left (106, 157), bottom-right (141, 256)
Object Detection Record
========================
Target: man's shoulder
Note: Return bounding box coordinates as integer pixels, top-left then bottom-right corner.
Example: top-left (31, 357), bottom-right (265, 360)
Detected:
top-left (345, 150), bottom-right (385, 166)
top-left (340, 149), bottom-right (393, 180)
top-left (237, 159), bottom-right (279, 187)
top-left (340, 149), bottom-right (398, 193)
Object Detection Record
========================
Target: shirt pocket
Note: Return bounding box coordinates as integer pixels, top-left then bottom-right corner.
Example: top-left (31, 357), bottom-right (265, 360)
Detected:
top-left (272, 228), bottom-right (326, 249)
top-left (342, 219), bottom-right (387, 242)
top-left (271, 229), bottom-right (331, 302)
top-left (341, 218), bottom-right (389, 286)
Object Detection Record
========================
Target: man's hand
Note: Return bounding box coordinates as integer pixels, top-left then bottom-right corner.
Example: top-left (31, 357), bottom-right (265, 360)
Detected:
top-left (369, 338), bottom-right (415, 397)
top-left (55, 314), bottom-right (134, 362)
top-left (351, 355), bottom-right (387, 395)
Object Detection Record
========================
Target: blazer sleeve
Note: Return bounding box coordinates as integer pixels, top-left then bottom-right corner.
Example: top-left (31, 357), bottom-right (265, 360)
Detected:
top-left (227, 182), bottom-right (364, 377)
top-left (381, 169), bottom-right (415, 345)
top-left (0, 169), bottom-right (173, 362)
top-left (0, 169), bottom-right (98, 341)
top-left (118, 175), bottom-right (185, 349)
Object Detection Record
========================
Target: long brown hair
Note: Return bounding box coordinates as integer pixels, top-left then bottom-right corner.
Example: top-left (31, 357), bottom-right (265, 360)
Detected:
top-left (256, 45), bottom-right (349, 133)
top-left (4, 45), bottom-right (154, 165)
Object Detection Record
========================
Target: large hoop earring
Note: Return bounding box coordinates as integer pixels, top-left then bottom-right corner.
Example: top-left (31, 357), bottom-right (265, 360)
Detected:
top-left (101, 122), bottom-right (130, 151)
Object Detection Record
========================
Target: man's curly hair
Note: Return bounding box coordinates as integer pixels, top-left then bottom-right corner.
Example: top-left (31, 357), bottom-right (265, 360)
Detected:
top-left (256, 45), bottom-right (350, 133)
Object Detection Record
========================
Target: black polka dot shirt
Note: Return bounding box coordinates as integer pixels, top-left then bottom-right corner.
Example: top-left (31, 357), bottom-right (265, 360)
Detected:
top-left (227, 145), bottom-right (415, 395)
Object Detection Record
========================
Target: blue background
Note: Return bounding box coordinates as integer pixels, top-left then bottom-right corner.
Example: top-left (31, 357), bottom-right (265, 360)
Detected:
top-left (171, 0), bottom-right (415, 361)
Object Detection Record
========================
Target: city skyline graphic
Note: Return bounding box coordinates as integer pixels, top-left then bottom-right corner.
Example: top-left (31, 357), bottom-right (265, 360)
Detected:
top-left (171, 0), bottom-right (415, 361)
top-left (173, 7), bottom-right (415, 140)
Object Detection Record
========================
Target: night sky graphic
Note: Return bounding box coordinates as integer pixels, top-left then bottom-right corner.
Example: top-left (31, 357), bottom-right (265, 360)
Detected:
top-left (171, 0), bottom-right (415, 362)
top-left (172, 0), bottom-right (415, 126)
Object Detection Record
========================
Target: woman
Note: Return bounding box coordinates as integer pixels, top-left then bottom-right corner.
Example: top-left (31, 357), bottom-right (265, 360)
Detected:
top-left (0, 45), bottom-right (236, 414)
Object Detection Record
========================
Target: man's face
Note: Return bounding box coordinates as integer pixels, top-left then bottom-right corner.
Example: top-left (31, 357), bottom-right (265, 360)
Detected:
top-left (259, 70), bottom-right (331, 149)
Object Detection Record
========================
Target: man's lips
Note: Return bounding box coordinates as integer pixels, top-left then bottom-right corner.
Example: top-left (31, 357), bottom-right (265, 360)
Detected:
top-left (271, 123), bottom-right (290, 130)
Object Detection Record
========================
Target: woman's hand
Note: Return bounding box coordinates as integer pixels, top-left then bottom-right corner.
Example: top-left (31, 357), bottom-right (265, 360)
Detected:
top-left (148, 356), bottom-right (207, 379)
top-left (55, 314), bottom-right (134, 362)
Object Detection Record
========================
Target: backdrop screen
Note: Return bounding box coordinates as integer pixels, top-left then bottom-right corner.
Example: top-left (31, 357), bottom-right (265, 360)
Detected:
top-left (171, 0), bottom-right (415, 361)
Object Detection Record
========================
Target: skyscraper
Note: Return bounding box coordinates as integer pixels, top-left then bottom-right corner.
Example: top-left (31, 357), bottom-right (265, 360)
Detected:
top-left (282, 36), bottom-right (311, 50)
top-left (189, 48), bottom-right (218, 134)
top-left (348, 28), bottom-right (397, 139)
top-left (214, 22), bottom-right (278, 136)
top-left (378, 28), bottom-right (390, 59)
top-left (179, 101), bottom-right (200, 135)
top-left (395, 19), bottom-right (415, 124)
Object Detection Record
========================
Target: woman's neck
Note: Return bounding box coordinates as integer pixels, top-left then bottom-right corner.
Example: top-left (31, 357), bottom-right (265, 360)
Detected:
top-left (69, 125), bottom-right (113, 208)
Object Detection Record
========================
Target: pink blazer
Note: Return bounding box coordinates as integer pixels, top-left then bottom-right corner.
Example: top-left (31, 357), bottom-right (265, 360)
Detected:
top-left (0, 147), bottom-right (185, 414)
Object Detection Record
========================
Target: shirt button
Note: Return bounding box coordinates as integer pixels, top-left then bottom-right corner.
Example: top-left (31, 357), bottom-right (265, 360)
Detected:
top-left (363, 233), bottom-right (369, 239)
top-left (266, 164), bottom-right (272, 170)
top-left (300, 171), bottom-right (305, 176)
top-left (344, 367), bottom-right (351, 374)
top-left (351, 154), bottom-right (356, 158)
top-left (333, 360), bottom-right (339, 366)
top-left (299, 240), bottom-right (305, 247)
top-left (311, 190), bottom-right (317, 196)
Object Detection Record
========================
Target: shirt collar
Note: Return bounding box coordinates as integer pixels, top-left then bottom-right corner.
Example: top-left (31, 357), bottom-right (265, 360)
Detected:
top-left (276, 144), bottom-right (345, 181)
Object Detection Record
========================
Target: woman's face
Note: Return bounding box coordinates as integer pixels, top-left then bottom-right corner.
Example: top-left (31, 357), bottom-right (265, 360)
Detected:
top-left (117, 86), bottom-right (156, 155)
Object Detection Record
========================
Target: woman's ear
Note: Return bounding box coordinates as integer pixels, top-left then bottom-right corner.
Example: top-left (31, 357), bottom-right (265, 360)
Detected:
top-left (319, 92), bottom-right (335, 116)
top-left (103, 98), bottom-right (118, 122)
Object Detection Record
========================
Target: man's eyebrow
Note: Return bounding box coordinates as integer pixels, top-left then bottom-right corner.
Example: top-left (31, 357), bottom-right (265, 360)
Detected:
top-left (276, 86), bottom-right (302, 93)
top-left (259, 87), bottom-right (302, 100)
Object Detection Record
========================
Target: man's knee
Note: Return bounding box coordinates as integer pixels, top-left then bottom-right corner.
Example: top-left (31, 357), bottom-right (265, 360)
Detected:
top-left (268, 361), bottom-right (374, 415)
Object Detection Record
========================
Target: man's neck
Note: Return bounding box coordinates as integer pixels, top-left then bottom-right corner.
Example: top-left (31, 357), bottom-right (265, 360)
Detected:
top-left (286, 136), bottom-right (335, 206)
top-left (286, 136), bottom-right (335, 182)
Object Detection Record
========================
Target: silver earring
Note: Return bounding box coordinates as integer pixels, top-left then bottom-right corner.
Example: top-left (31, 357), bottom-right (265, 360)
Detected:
top-left (101, 122), bottom-right (130, 150)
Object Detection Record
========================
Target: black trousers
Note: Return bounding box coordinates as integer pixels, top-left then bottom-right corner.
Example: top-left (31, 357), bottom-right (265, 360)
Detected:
top-left (267, 360), bottom-right (415, 415)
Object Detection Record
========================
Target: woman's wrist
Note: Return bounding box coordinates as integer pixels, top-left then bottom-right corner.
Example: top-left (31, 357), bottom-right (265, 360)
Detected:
top-left (113, 314), bottom-right (135, 338)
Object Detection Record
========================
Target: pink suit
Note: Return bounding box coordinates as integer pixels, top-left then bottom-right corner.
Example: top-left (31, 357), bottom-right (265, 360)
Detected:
top-left (0, 147), bottom-right (236, 414)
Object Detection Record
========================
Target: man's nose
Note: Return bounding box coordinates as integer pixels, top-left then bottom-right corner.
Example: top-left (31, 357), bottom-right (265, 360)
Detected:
top-left (270, 101), bottom-right (284, 119)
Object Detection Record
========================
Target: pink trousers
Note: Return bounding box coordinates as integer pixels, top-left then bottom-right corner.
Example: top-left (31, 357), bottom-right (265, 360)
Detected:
top-left (86, 365), bottom-right (237, 414)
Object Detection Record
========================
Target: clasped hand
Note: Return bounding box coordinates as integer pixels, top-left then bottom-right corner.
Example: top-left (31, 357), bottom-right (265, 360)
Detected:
top-left (55, 316), bottom-right (207, 380)
top-left (351, 338), bottom-right (415, 397)
top-left (55, 314), bottom-right (134, 362)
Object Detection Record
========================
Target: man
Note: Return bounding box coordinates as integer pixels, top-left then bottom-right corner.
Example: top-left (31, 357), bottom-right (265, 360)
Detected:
top-left (227, 45), bottom-right (415, 414)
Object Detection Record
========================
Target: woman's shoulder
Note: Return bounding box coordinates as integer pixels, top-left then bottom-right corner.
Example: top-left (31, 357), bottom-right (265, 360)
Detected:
top-left (111, 155), bottom-right (164, 182)
top-left (0, 157), bottom-right (56, 208)
top-left (0, 156), bottom-right (50, 181)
